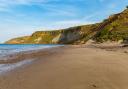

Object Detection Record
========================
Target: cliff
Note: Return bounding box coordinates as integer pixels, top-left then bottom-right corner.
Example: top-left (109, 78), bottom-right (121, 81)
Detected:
top-left (6, 24), bottom-right (99, 44)
top-left (94, 8), bottom-right (128, 43)
top-left (5, 8), bottom-right (128, 44)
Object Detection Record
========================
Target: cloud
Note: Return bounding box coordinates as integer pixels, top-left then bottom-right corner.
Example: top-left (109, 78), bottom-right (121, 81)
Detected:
top-left (54, 20), bottom-right (95, 25)
top-left (0, 0), bottom-right (45, 5)
top-left (40, 4), bottom-right (78, 17)
top-left (47, 20), bottom-right (96, 30)
top-left (0, 0), bottom-right (78, 18)
top-left (0, 0), bottom-right (46, 12)
top-left (1, 0), bottom-right (126, 43)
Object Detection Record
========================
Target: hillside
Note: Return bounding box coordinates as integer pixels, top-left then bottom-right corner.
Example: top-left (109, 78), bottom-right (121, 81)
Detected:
top-left (5, 8), bottom-right (128, 44)
top-left (6, 24), bottom-right (100, 44)
top-left (94, 8), bottom-right (128, 43)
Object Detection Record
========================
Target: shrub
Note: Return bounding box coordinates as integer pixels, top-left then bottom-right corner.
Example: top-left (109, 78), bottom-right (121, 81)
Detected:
top-left (126, 6), bottom-right (128, 9)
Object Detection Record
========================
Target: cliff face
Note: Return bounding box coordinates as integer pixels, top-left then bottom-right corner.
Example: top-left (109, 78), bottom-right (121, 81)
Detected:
top-left (6, 8), bottom-right (128, 44)
top-left (6, 24), bottom-right (99, 44)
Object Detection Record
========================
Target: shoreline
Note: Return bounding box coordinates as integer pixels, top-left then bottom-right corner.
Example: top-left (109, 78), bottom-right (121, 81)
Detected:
top-left (0, 45), bottom-right (64, 64)
top-left (0, 45), bottom-right (127, 74)
top-left (0, 45), bottom-right (128, 89)
top-left (0, 45), bottom-right (127, 73)
top-left (0, 46), bottom-right (65, 75)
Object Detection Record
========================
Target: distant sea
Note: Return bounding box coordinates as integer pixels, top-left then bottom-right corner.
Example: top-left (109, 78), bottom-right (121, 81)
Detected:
top-left (0, 44), bottom-right (60, 57)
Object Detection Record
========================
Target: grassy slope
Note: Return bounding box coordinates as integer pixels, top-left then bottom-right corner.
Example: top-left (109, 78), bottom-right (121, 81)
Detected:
top-left (6, 24), bottom-right (100, 44)
top-left (94, 9), bottom-right (128, 43)
top-left (5, 8), bottom-right (128, 44)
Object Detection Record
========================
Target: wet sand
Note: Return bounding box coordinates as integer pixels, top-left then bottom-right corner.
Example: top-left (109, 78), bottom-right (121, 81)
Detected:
top-left (0, 46), bottom-right (128, 89)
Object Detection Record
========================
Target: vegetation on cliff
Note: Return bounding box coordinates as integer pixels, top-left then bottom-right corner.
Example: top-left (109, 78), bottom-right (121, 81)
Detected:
top-left (6, 7), bottom-right (128, 44)
top-left (94, 8), bottom-right (128, 43)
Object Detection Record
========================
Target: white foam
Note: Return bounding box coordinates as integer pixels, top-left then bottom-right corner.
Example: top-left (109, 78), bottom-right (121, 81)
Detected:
top-left (0, 59), bottom-right (34, 75)
top-left (0, 45), bottom-right (61, 59)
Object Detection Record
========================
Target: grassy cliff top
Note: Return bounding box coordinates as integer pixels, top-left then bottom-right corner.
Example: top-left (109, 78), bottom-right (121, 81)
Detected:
top-left (5, 7), bottom-right (128, 44)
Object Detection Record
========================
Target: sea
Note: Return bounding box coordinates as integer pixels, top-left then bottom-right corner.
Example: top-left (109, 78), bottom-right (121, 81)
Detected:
top-left (0, 44), bottom-right (61, 74)
top-left (0, 44), bottom-right (60, 57)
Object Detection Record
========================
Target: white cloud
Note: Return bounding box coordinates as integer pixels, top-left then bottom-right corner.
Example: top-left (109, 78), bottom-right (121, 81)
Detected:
top-left (55, 20), bottom-right (94, 25)
top-left (0, 0), bottom-right (46, 12)
top-left (47, 20), bottom-right (96, 30)
top-left (41, 5), bottom-right (78, 17)
top-left (0, 0), bottom-right (78, 18)
top-left (0, 0), bottom-right (45, 5)
top-left (0, 0), bottom-right (122, 43)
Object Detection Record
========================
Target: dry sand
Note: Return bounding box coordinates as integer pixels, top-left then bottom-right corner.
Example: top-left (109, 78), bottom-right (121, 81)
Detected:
top-left (0, 46), bottom-right (128, 89)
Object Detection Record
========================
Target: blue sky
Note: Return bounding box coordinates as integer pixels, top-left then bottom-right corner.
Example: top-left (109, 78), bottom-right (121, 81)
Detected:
top-left (0, 0), bottom-right (128, 43)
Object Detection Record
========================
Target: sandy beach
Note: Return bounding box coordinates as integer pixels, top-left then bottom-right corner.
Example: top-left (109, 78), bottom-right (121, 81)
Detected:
top-left (0, 46), bottom-right (128, 89)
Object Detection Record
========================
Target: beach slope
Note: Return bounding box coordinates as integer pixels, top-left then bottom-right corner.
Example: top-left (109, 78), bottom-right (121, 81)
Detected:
top-left (0, 46), bottom-right (128, 89)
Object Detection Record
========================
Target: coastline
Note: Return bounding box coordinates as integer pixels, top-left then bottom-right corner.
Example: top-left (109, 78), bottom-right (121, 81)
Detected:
top-left (0, 46), bottom-right (64, 75)
top-left (0, 45), bottom-right (128, 89)
top-left (0, 45), bottom-right (64, 64)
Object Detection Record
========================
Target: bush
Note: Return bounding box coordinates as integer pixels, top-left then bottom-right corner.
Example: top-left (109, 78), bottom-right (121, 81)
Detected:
top-left (126, 6), bottom-right (128, 9)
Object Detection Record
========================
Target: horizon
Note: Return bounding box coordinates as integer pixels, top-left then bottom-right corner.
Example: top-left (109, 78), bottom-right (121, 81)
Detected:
top-left (0, 0), bottom-right (128, 43)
